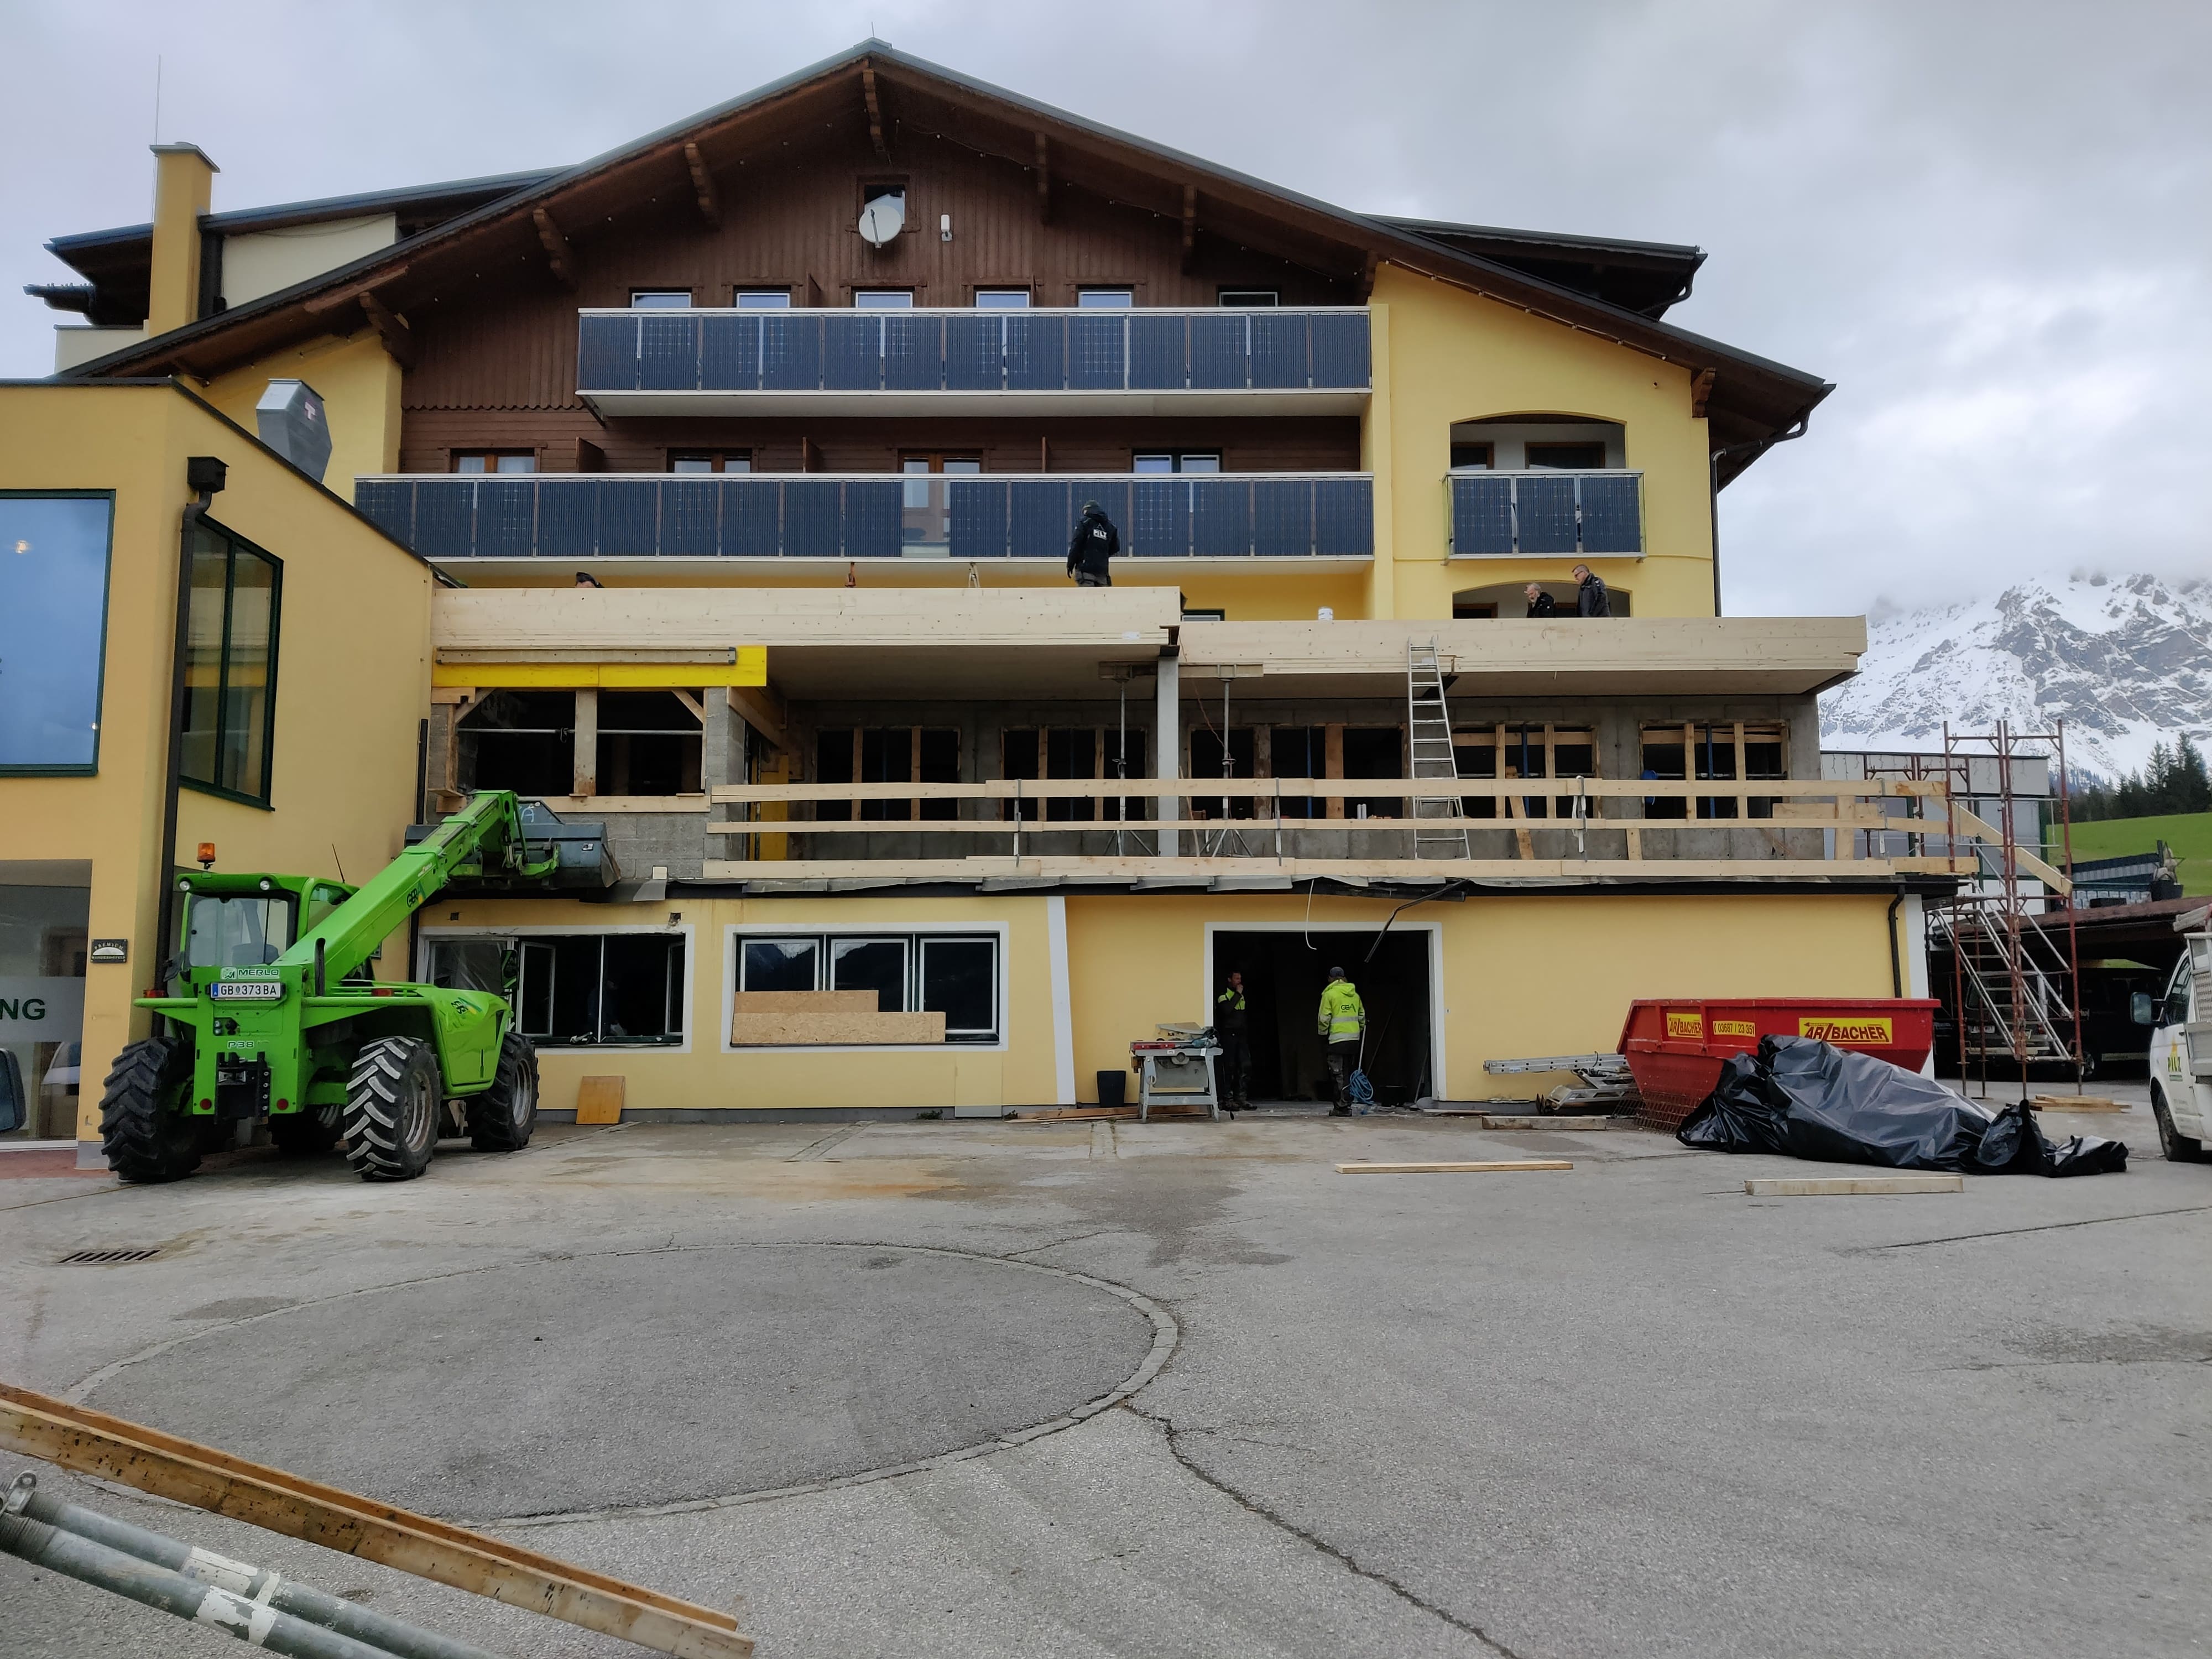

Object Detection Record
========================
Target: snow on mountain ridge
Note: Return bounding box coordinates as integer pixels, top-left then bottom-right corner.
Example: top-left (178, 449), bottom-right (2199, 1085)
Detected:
top-left (1820, 572), bottom-right (2212, 781)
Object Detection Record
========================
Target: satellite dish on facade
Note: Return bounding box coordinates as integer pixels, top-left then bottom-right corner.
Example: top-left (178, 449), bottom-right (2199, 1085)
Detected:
top-left (858, 191), bottom-right (905, 248)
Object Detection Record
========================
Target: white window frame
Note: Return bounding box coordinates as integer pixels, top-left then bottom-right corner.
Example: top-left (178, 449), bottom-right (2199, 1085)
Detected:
top-left (723, 922), bottom-right (1008, 1052)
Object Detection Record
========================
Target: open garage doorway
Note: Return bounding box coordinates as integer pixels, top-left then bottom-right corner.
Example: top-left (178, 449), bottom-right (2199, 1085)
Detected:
top-left (1208, 927), bottom-right (1438, 1105)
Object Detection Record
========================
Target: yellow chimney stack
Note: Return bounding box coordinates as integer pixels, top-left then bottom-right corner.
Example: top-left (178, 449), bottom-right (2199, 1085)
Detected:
top-left (147, 143), bottom-right (218, 337)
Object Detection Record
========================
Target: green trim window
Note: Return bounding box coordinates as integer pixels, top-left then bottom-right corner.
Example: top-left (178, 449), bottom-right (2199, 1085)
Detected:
top-left (0, 491), bottom-right (115, 774)
top-left (182, 519), bottom-right (282, 805)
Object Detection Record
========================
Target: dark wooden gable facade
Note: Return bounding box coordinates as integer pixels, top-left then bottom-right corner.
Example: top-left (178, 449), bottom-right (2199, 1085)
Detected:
top-left (397, 118), bottom-right (1361, 477)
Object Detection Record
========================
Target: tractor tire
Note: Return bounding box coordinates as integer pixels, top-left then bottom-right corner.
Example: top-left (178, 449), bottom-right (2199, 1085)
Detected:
top-left (466, 1032), bottom-right (539, 1154)
top-left (2151, 1084), bottom-right (2205, 1163)
top-left (270, 1107), bottom-right (341, 1156)
top-left (98, 1037), bottom-right (201, 1184)
top-left (341, 1037), bottom-right (442, 1182)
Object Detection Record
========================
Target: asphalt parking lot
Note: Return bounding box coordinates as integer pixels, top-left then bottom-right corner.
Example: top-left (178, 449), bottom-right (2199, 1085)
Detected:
top-left (4, 1084), bottom-right (2208, 1659)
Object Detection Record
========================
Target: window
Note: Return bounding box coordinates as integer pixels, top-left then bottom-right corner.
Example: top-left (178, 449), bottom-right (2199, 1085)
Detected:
top-left (630, 290), bottom-right (692, 309)
top-left (974, 288), bottom-right (1031, 309)
top-left (1217, 289), bottom-right (1279, 307)
top-left (1526, 441), bottom-right (1607, 471)
top-left (1077, 288), bottom-right (1134, 308)
top-left (457, 691), bottom-right (575, 799)
top-left (433, 935), bottom-right (682, 1046)
top-left (669, 451), bottom-right (752, 473)
top-left (453, 452), bottom-right (535, 474)
top-left (183, 892), bottom-right (295, 971)
top-left (1133, 452), bottom-right (1222, 474)
top-left (814, 728), bottom-right (959, 822)
top-left (1452, 601), bottom-right (1498, 620)
top-left (733, 289), bottom-right (792, 309)
top-left (1454, 725), bottom-right (1598, 820)
top-left (181, 518), bottom-right (281, 804)
top-left (1449, 443), bottom-right (1494, 471)
top-left (597, 691), bottom-right (703, 796)
top-left (1343, 727), bottom-right (1402, 821)
top-left (1640, 723), bottom-right (1787, 819)
top-left (0, 492), bottom-right (113, 773)
top-left (1271, 726), bottom-right (1326, 820)
top-left (854, 289), bottom-right (914, 310)
top-left (737, 931), bottom-right (1001, 1042)
top-left (1190, 728), bottom-right (1258, 821)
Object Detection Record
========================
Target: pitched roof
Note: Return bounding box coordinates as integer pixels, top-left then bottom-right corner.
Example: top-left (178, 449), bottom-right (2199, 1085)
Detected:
top-left (53, 40), bottom-right (1828, 480)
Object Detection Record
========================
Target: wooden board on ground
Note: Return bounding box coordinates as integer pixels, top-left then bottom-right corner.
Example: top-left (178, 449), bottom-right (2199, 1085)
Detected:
top-left (0, 1381), bottom-right (752, 1657)
top-left (1744, 1173), bottom-right (1962, 1196)
top-left (2030, 1095), bottom-right (2128, 1113)
top-left (1337, 1160), bottom-right (1573, 1174)
top-left (729, 1009), bottom-right (946, 1046)
top-left (575, 1076), bottom-right (624, 1125)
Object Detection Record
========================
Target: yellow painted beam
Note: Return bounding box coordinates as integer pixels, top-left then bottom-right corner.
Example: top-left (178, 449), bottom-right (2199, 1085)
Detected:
top-left (432, 646), bottom-right (766, 690)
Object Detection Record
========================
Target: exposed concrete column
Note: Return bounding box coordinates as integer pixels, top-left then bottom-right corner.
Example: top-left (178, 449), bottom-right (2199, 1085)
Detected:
top-left (1155, 646), bottom-right (1180, 858)
top-left (148, 144), bottom-right (218, 336)
top-left (702, 685), bottom-right (735, 793)
top-left (572, 688), bottom-right (598, 797)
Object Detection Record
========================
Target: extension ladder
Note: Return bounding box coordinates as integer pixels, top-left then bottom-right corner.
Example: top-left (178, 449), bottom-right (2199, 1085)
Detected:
top-left (1406, 639), bottom-right (1471, 860)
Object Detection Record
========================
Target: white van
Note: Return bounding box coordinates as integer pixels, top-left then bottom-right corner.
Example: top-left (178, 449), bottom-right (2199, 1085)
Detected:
top-left (2142, 931), bottom-right (2212, 1162)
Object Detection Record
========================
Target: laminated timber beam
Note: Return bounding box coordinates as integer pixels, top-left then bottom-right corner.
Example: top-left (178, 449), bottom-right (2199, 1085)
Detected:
top-left (684, 142), bottom-right (722, 229)
top-left (532, 208), bottom-right (578, 289)
top-left (699, 857), bottom-right (1948, 883)
top-left (357, 290), bottom-right (418, 371)
top-left (861, 63), bottom-right (890, 158)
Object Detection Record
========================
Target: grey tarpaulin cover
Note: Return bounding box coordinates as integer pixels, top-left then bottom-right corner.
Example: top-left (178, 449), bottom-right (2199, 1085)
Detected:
top-left (1677, 1035), bottom-right (2127, 1176)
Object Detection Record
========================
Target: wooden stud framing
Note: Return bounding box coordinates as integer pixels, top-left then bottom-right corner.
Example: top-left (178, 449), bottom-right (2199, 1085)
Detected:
top-left (683, 142), bottom-right (722, 229)
top-left (531, 208), bottom-right (578, 289)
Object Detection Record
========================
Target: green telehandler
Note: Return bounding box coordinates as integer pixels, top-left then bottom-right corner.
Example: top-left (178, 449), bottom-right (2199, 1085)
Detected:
top-left (102, 791), bottom-right (569, 1185)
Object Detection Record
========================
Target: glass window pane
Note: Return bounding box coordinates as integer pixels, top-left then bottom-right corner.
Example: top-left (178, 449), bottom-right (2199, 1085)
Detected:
top-left (0, 495), bottom-right (112, 771)
top-left (1078, 289), bottom-right (1134, 308)
top-left (974, 289), bottom-right (1030, 309)
top-left (180, 540), bottom-right (229, 789)
top-left (670, 455), bottom-right (715, 474)
top-left (743, 938), bottom-right (817, 993)
top-left (518, 941), bottom-right (555, 1034)
top-left (941, 458), bottom-right (982, 475)
top-left (855, 290), bottom-right (914, 310)
top-left (602, 934), bottom-right (681, 1040)
top-left (184, 894), bottom-right (294, 970)
top-left (494, 454), bottom-right (536, 474)
top-left (831, 938), bottom-right (907, 1012)
top-left (921, 938), bottom-right (997, 1037)
top-left (429, 938), bottom-right (507, 994)
top-left (1177, 453), bottom-right (1222, 473)
top-left (221, 551), bottom-right (277, 799)
top-left (723, 454), bottom-right (752, 473)
top-left (631, 291), bottom-right (692, 309)
top-left (1133, 453), bottom-right (1175, 474)
top-left (734, 290), bottom-right (791, 309)
top-left (455, 455), bottom-right (488, 473)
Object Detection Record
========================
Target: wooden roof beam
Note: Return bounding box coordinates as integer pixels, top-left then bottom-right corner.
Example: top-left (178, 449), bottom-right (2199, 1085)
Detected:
top-left (358, 290), bottom-right (418, 371)
top-left (1691, 367), bottom-right (1717, 419)
top-left (861, 63), bottom-right (889, 158)
top-left (683, 142), bottom-right (722, 230)
top-left (532, 207), bottom-right (578, 290)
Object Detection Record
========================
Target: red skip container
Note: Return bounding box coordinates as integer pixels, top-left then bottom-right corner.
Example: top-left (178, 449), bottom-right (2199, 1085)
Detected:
top-left (1619, 998), bottom-right (1940, 1131)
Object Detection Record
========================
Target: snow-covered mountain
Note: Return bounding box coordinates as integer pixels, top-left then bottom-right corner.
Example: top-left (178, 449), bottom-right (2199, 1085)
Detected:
top-left (1819, 573), bottom-right (2212, 782)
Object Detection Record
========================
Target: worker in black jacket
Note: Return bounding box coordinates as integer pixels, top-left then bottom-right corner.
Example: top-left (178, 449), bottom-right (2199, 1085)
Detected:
top-left (1524, 582), bottom-right (1559, 618)
top-left (1214, 971), bottom-right (1253, 1111)
top-left (1571, 563), bottom-right (1611, 617)
top-left (1067, 499), bottom-right (1119, 587)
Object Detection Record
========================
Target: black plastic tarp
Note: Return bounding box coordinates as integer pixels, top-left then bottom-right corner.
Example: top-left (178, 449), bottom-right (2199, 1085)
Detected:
top-left (1677, 1035), bottom-right (2127, 1176)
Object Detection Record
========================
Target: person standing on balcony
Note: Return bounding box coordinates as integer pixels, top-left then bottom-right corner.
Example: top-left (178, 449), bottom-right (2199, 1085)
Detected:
top-left (1215, 970), bottom-right (1253, 1112)
top-left (1524, 582), bottom-right (1559, 618)
top-left (1067, 499), bottom-right (1119, 587)
top-left (1316, 967), bottom-right (1366, 1116)
top-left (1571, 564), bottom-right (1611, 617)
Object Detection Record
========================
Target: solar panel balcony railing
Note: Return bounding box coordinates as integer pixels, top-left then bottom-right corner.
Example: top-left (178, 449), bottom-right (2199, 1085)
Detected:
top-left (356, 472), bottom-right (1375, 563)
top-left (1446, 470), bottom-right (1645, 558)
top-left (575, 307), bottom-right (1372, 415)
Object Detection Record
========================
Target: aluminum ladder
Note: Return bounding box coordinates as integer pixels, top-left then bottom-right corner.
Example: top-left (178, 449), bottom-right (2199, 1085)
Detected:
top-left (1406, 638), bottom-right (1470, 860)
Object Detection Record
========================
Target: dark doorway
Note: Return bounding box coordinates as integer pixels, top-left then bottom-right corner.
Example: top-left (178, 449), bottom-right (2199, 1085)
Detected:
top-left (1211, 929), bottom-right (1433, 1104)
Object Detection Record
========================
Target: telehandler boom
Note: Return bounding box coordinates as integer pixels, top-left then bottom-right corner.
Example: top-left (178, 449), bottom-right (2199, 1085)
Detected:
top-left (103, 791), bottom-right (562, 1183)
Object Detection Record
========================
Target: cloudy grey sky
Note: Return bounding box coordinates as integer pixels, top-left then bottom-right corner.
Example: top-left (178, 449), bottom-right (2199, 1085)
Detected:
top-left (4, 1), bottom-right (2206, 618)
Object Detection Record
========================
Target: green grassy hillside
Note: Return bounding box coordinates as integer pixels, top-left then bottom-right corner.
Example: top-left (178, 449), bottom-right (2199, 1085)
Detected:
top-left (2052, 810), bottom-right (2212, 895)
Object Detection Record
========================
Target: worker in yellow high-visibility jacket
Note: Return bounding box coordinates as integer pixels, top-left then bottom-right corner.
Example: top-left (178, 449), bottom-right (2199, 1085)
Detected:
top-left (1316, 967), bottom-right (1366, 1116)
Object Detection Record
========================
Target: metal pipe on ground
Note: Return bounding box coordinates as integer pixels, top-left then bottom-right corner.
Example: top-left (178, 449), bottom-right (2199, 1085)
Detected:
top-left (3, 1470), bottom-right (500, 1659)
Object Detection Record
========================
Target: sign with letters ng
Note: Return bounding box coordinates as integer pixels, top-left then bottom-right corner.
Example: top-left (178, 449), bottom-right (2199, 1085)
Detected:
top-left (0, 977), bottom-right (86, 1044)
top-left (1664, 1010), bottom-right (1704, 1040)
top-left (1799, 1015), bottom-right (1893, 1045)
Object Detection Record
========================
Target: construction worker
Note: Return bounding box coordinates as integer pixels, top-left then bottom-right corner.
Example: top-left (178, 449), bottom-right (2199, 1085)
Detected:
top-left (1571, 563), bottom-right (1611, 617)
top-left (1316, 966), bottom-right (1366, 1115)
top-left (1066, 499), bottom-right (1119, 587)
top-left (1524, 582), bottom-right (1559, 617)
top-left (1214, 970), bottom-right (1252, 1112)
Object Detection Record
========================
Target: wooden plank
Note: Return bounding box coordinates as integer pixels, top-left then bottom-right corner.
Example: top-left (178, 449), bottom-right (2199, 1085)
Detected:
top-left (708, 776), bottom-right (1935, 803)
top-left (682, 141), bottom-right (722, 229)
top-left (1744, 1174), bottom-right (1961, 1196)
top-left (1947, 803), bottom-right (2075, 895)
top-left (1336, 1160), bottom-right (1573, 1174)
top-left (531, 208), bottom-right (578, 289)
top-left (725, 682), bottom-right (788, 753)
top-left (0, 1383), bottom-right (751, 1658)
top-left (730, 1010), bottom-right (946, 1046)
top-left (708, 813), bottom-right (1942, 837)
top-left (731, 990), bottom-right (877, 1014)
top-left (575, 1076), bottom-right (624, 1125)
top-left (2029, 1095), bottom-right (2128, 1113)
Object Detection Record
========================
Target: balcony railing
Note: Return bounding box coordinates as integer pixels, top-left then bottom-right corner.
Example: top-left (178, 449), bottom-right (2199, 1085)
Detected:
top-left (357, 472), bottom-right (1374, 562)
top-left (575, 307), bottom-right (1371, 415)
top-left (701, 775), bottom-right (2030, 885)
top-left (1447, 470), bottom-right (1644, 557)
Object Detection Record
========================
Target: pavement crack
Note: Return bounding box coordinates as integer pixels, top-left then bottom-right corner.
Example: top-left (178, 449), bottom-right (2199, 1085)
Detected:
top-left (1121, 1400), bottom-right (1526, 1658)
top-left (1008, 1230), bottom-right (1114, 1259)
top-left (1854, 1202), bottom-right (2212, 1253)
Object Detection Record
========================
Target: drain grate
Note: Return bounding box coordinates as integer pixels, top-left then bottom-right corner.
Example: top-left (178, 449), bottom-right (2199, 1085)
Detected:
top-left (59, 1248), bottom-right (161, 1266)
